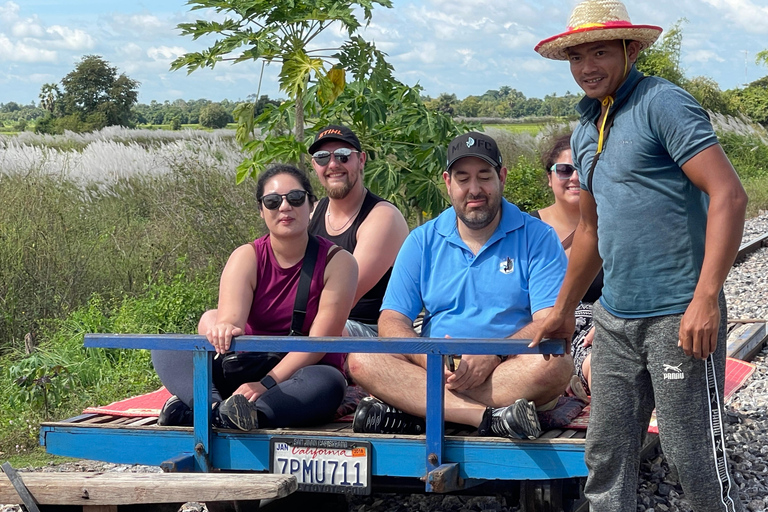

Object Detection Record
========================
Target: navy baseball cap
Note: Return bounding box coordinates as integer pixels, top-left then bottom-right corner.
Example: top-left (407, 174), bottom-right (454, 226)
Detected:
top-left (446, 132), bottom-right (503, 171)
top-left (309, 125), bottom-right (362, 154)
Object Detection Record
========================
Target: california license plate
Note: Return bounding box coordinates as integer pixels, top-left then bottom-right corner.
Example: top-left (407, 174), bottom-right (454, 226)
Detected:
top-left (270, 437), bottom-right (372, 495)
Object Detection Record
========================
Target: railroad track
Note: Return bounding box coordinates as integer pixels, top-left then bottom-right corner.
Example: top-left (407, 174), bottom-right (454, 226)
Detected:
top-left (728, 231), bottom-right (768, 362)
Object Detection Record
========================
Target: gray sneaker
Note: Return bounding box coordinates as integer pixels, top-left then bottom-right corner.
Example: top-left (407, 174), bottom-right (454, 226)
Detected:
top-left (487, 399), bottom-right (541, 440)
top-left (217, 394), bottom-right (259, 431)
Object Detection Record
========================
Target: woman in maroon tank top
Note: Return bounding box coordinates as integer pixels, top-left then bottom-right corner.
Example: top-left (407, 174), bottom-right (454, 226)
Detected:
top-left (152, 164), bottom-right (358, 430)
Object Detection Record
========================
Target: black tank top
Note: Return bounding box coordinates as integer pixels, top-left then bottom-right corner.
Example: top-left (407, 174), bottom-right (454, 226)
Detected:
top-left (528, 210), bottom-right (604, 303)
top-left (308, 189), bottom-right (393, 324)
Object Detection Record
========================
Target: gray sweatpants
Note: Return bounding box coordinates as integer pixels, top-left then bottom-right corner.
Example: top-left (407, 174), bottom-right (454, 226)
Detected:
top-left (584, 297), bottom-right (743, 511)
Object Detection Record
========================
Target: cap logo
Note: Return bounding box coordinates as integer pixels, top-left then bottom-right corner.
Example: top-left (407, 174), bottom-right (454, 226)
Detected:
top-left (319, 129), bottom-right (342, 138)
top-left (466, 137), bottom-right (475, 148)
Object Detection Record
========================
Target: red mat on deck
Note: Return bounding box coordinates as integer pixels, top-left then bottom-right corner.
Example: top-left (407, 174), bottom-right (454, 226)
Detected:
top-left (565, 357), bottom-right (756, 431)
top-left (83, 387), bottom-right (172, 417)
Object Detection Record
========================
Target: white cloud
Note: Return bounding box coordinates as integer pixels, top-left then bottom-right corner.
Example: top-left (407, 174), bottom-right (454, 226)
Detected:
top-left (687, 50), bottom-right (726, 64)
top-left (109, 13), bottom-right (168, 36)
top-left (0, 33), bottom-right (56, 62)
top-left (147, 45), bottom-right (186, 62)
top-left (701, 0), bottom-right (768, 34)
top-left (45, 25), bottom-right (94, 50)
top-left (0, 1), bottom-right (19, 23)
top-left (11, 18), bottom-right (43, 37)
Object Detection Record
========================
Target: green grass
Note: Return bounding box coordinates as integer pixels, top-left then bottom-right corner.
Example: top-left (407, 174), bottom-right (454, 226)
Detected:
top-left (485, 122), bottom-right (545, 135)
top-left (1, 447), bottom-right (76, 469)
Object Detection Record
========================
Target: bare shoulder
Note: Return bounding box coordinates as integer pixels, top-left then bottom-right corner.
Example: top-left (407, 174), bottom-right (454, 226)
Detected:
top-left (358, 201), bottom-right (409, 237)
top-left (229, 243), bottom-right (257, 262)
top-left (323, 247), bottom-right (358, 283)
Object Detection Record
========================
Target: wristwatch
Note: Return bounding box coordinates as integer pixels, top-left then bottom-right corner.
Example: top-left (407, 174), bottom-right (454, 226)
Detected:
top-left (260, 375), bottom-right (277, 390)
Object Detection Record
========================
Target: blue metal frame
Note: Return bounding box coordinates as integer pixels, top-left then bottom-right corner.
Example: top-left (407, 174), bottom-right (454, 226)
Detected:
top-left (40, 334), bottom-right (586, 491)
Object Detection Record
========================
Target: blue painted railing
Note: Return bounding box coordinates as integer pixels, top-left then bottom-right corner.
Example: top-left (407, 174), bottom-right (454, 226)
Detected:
top-left (83, 334), bottom-right (566, 491)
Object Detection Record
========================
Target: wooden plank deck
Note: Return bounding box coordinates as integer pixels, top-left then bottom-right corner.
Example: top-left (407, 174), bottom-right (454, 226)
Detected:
top-left (42, 414), bottom-right (586, 442)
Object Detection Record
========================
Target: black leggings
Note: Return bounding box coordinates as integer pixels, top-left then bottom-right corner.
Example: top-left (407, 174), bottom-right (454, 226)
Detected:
top-left (151, 350), bottom-right (347, 428)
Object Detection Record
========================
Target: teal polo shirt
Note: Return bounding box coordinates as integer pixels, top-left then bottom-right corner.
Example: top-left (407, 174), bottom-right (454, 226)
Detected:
top-left (381, 199), bottom-right (567, 338)
top-left (572, 66), bottom-right (719, 318)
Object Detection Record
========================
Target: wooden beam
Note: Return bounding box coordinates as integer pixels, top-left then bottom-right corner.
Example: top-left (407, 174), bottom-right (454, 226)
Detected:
top-left (0, 472), bottom-right (296, 506)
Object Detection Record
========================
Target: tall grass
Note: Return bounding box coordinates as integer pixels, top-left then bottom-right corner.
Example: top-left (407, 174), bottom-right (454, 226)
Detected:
top-left (0, 129), bottom-right (264, 348)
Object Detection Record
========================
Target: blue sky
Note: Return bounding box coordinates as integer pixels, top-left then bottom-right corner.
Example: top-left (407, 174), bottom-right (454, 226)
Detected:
top-left (2, 0), bottom-right (768, 106)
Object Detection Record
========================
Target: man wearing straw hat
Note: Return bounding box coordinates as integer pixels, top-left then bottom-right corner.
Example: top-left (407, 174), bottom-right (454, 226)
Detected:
top-left (532, 0), bottom-right (747, 510)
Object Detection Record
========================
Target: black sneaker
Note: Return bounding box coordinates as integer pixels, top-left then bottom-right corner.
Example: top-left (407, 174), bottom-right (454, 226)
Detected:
top-left (216, 394), bottom-right (259, 431)
top-left (352, 397), bottom-right (425, 434)
top-left (481, 399), bottom-right (541, 440)
top-left (157, 395), bottom-right (193, 426)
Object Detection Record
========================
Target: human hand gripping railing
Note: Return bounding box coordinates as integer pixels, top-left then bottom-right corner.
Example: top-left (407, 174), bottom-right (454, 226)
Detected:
top-left (83, 334), bottom-right (565, 487)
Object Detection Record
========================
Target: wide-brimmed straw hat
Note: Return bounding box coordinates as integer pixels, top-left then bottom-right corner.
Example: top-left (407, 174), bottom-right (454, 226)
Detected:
top-left (535, 0), bottom-right (662, 61)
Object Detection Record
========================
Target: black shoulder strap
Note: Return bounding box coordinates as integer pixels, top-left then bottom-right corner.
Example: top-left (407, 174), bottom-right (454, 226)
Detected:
top-left (586, 76), bottom-right (647, 194)
top-left (290, 234), bottom-right (320, 336)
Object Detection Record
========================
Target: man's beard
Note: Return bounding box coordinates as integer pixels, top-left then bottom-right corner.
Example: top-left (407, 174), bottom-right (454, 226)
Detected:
top-left (455, 194), bottom-right (500, 230)
top-left (326, 171), bottom-right (359, 200)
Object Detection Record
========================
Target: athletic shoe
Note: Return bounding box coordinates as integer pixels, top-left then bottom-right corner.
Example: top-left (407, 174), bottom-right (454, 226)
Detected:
top-left (216, 394), bottom-right (259, 431)
top-left (157, 395), bottom-right (193, 426)
top-left (480, 399), bottom-right (542, 440)
top-left (352, 396), bottom-right (425, 434)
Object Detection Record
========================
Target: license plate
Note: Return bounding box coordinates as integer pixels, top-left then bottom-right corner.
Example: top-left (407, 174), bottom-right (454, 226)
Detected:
top-left (270, 437), bottom-right (372, 495)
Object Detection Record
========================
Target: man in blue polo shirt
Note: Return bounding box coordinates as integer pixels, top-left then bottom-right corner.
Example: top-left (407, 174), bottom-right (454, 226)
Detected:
top-left (346, 132), bottom-right (573, 440)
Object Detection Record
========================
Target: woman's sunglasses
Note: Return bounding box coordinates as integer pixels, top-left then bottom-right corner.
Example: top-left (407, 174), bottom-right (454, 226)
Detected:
top-left (311, 148), bottom-right (359, 166)
top-left (550, 163), bottom-right (578, 180)
top-left (259, 189), bottom-right (308, 210)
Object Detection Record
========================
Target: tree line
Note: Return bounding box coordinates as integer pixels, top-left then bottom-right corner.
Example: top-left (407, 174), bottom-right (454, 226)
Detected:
top-left (1, 13), bottom-right (767, 138)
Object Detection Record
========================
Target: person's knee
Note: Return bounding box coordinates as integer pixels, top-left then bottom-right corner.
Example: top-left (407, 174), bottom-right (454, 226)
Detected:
top-left (198, 309), bottom-right (218, 334)
top-left (346, 352), bottom-right (375, 383)
top-left (531, 356), bottom-right (574, 393)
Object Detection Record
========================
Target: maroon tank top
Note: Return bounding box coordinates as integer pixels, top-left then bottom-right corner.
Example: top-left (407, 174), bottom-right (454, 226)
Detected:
top-left (245, 234), bottom-right (345, 372)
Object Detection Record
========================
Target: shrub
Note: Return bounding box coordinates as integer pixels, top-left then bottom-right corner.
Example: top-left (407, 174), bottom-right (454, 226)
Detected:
top-left (199, 103), bottom-right (231, 129)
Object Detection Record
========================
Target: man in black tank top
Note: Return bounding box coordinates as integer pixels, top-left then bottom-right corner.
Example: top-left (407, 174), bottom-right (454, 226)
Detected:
top-left (308, 125), bottom-right (409, 336)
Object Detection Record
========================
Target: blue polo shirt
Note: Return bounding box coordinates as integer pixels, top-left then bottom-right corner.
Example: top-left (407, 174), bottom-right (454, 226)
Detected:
top-left (572, 66), bottom-right (719, 318)
top-left (381, 199), bottom-right (566, 338)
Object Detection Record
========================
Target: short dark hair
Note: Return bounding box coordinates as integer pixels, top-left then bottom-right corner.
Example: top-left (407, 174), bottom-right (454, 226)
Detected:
top-left (542, 133), bottom-right (573, 173)
top-left (256, 164), bottom-right (317, 209)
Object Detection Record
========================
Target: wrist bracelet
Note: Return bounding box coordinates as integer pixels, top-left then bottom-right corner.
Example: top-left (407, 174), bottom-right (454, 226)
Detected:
top-left (260, 375), bottom-right (277, 390)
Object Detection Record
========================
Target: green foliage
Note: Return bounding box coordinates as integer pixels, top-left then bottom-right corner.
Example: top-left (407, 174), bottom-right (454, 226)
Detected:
top-left (686, 76), bottom-right (730, 114)
top-left (726, 77), bottom-right (768, 125)
top-left (199, 103), bottom-right (232, 129)
top-left (502, 155), bottom-right (553, 212)
top-left (636, 20), bottom-right (687, 87)
top-left (718, 133), bottom-right (768, 180)
top-left (171, 0), bottom-right (392, 142)
top-left (431, 87), bottom-right (581, 121)
top-left (237, 36), bottom-right (474, 218)
top-left (756, 50), bottom-right (768, 68)
top-left (8, 356), bottom-right (74, 418)
top-left (36, 55), bottom-right (139, 133)
top-left (0, 269), bottom-right (217, 454)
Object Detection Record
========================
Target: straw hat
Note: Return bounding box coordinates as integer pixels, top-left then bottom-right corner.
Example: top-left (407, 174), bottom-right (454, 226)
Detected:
top-left (535, 0), bottom-right (662, 61)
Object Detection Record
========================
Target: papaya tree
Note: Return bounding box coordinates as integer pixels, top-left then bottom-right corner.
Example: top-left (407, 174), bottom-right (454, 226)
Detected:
top-left (171, 0), bottom-right (391, 151)
top-left (172, 0), bottom-right (475, 219)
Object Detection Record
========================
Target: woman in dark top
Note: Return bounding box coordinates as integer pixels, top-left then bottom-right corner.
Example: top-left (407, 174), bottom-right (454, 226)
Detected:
top-left (530, 134), bottom-right (603, 398)
top-left (152, 164), bottom-right (358, 430)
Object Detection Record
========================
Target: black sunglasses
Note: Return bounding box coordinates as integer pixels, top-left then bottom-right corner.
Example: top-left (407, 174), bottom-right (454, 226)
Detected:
top-left (311, 148), bottom-right (359, 166)
top-left (550, 163), bottom-right (577, 180)
top-left (259, 189), bottom-right (308, 210)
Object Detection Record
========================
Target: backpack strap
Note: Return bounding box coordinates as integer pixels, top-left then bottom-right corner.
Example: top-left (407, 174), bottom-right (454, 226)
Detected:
top-left (290, 234), bottom-right (320, 336)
